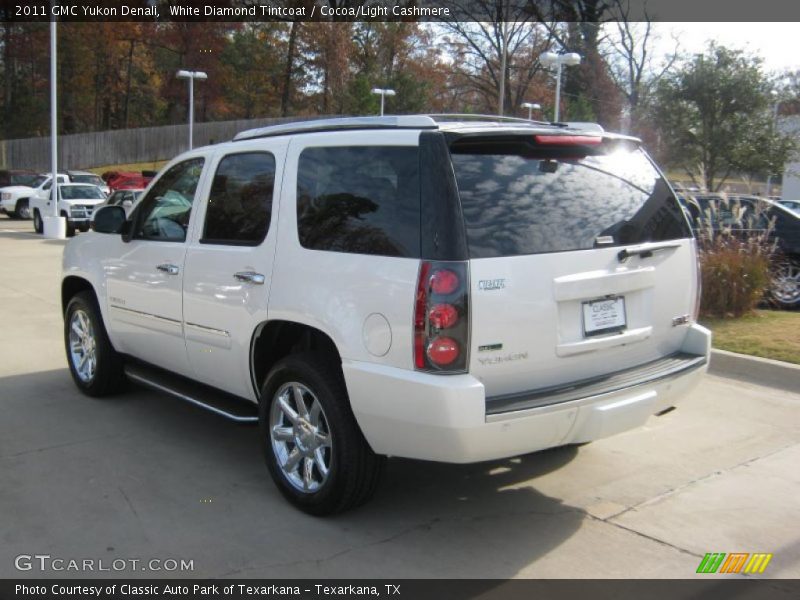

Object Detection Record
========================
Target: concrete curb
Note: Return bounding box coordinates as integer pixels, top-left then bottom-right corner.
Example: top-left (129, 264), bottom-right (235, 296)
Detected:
top-left (709, 349), bottom-right (800, 393)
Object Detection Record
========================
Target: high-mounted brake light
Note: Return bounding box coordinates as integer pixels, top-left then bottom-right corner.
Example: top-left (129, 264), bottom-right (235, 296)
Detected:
top-left (534, 135), bottom-right (603, 146)
top-left (414, 261), bottom-right (470, 373)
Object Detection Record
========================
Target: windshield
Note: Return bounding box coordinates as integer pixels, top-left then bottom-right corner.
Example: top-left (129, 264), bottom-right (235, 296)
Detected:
top-left (450, 142), bottom-right (691, 258)
top-left (59, 185), bottom-right (106, 200)
top-left (10, 174), bottom-right (39, 186)
top-left (71, 174), bottom-right (105, 186)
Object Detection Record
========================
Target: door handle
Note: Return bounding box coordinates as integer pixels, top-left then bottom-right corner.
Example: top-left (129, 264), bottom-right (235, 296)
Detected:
top-left (156, 263), bottom-right (180, 275)
top-left (234, 271), bottom-right (265, 285)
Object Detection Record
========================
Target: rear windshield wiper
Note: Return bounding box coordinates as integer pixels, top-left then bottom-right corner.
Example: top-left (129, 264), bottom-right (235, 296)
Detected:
top-left (617, 241), bottom-right (682, 263)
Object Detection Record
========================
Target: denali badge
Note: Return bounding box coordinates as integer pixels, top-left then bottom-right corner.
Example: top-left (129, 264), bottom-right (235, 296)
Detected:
top-left (478, 279), bottom-right (506, 291)
top-left (478, 352), bottom-right (528, 366)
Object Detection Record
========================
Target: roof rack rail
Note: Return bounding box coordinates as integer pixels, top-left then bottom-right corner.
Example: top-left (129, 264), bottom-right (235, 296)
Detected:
top-left (234, 115), bottom-right (438, 141)
top-left (427, 113), bottom-right (551, 126)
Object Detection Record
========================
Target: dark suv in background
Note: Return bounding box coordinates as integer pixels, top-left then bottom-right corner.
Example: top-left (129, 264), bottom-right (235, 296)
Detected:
top-left (680, 194), bottom-right (800, 308)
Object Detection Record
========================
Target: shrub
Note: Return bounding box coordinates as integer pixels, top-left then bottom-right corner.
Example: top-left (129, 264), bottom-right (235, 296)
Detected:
top-left (698, 235), bottom-right (772, 318)
top-left (691, 195), bottom-right (775, 318)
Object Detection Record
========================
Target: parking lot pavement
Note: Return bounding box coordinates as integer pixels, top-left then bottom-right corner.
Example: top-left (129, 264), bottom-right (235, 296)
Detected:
top-left (1, 216), bottom-right (799, 580)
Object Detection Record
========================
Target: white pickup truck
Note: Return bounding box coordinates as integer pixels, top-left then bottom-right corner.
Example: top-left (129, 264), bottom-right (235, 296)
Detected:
top-left (31, 183), bottom-right (107, 236)
top-left (0, 174), bottom-right (68, 219)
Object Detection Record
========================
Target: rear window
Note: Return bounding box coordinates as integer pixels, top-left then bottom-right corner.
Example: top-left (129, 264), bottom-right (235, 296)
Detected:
top-left (450, 143), bottom-right (691, 258)
top-left (296, 146), bottom-right (420, 258)
top-left (688, 196), bottom-right (771, 231)
top-left (10, 174), bottom-right (39, 186)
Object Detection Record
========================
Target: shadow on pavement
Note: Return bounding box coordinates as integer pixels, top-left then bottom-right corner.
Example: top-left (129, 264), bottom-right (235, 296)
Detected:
top-left (1, 368), bottom-right (587, 580)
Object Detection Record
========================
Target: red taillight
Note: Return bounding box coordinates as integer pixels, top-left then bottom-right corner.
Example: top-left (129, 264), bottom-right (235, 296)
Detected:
top-left (427, 337), bottom-right (459, 366)
top-left (414, 262), bottom-right (431, 369)
top-left (430, 268), bottom-right (459, 295)
top-left (534, 135), bottom-right (602, 146)
top-left (414, 261), bottom-right (470, 373)
top-left (428, 303), bottom-right (459, 329)
top-left (692, 240), bottom-right (702, 321)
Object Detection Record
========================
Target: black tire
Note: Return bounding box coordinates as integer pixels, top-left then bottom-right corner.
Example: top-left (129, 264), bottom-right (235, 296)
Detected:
top-left (14, 198), bottom-right (30, 219)
top-left (259, 353), bottom-right (384, 515)
top-left (64, 291), bottom-right (126, 396)
top-left (64, 215), bottom-right (76, 237)
top-left (33, 209), bottom-right (43, 234)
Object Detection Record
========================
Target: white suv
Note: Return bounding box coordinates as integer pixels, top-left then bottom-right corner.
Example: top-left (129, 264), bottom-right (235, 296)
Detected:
top-left (61, 115), bottom-right (710, 514)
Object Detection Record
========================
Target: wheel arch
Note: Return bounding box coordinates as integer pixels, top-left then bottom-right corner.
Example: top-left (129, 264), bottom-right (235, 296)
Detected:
top-left (250, 320), bottom-right (343, 399)
top-left (61, 276), bottom-right (97, 314)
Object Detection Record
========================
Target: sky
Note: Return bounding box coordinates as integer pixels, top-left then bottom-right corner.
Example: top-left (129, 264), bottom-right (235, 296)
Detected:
top-left (654, 23), bottom-right (800, 74)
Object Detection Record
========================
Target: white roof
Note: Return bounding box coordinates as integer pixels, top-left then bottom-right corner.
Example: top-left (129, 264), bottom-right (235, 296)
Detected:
top-left (232, 114), bottom-right (627, 143)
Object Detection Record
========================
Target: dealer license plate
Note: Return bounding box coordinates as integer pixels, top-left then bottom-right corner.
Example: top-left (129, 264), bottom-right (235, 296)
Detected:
top-left (582, 296), bottom-right (626, 337)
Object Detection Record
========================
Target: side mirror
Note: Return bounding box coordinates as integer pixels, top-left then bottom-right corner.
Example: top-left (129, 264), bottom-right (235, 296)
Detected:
top-left (93, 205), bottom-right (127, 234)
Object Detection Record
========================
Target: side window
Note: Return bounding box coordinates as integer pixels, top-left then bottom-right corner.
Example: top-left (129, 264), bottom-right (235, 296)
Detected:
top-left (296, 146), bottom-right (420, 258)
top-left (202, 152), bottom-right (276, 245)
top-left (135, 158), bottom-right (204, 242)
top-left (740, 199), bottom-right (770, 230)
top-left (43, 181), bottom-right (51, 191)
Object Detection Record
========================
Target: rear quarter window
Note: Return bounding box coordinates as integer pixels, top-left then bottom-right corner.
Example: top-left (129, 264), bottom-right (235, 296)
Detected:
top-left (450, 143), bottom-right (691, 258)
top-left (296, 146), bottom-right (420, 258)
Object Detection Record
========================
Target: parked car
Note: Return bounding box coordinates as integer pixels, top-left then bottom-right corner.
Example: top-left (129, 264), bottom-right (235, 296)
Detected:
top-left (67, 170), bottom-right (110, 196)
top-left (31, 183), bottom-right (107, 236)
top-left (103, 171), bottom-right (154, 193)
top-left (778, 199), bottom-right (800, 215)
top-left (1, 173), bottom-right (69, 219)
top-left (103, 189), bottom-right (143, 216)
top-left (62, 115), bottom-right (710, 514)
top-left (679, 193), bottom-right (800, 308)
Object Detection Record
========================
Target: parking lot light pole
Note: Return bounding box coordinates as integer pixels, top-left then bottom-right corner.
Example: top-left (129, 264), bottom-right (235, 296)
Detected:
top-left (176, 70), bottom-right (208, 150)
top-left (43, 8), bottom-right (66, 239)
top-left (370, 88), bottom-right (396, 116)
top-left (521, 102), bottom-right (541, 120)
top-left (539, 52), bottom-right (581, 122)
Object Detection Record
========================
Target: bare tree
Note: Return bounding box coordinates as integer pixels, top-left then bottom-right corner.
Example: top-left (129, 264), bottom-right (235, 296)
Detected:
top-left (604, 0), bottom-right (679, 133)
top-left (441, 0), bottom-right (553, 115)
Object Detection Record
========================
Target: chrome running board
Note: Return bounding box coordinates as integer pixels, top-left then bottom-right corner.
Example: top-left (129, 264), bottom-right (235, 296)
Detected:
top-left (124, 361), bottom-right (258, 424)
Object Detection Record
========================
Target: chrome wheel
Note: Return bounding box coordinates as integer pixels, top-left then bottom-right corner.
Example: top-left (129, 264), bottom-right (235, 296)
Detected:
top-left (69, 309), bottom-right (97, 382)
top-left (269, 382), bottom-right (332, 493)
top-left (771, 260), bottom-right (800, 306)
top-left (18, 203), bottom-right (30, 219)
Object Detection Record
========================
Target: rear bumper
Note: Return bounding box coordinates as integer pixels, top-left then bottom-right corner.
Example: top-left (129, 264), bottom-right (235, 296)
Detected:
top-left (344, 324), bottom-right (710, 463)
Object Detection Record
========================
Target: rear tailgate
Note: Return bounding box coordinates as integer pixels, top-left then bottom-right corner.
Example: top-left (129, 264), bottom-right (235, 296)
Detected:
top-left (448, 132), bottom-right (699, 401)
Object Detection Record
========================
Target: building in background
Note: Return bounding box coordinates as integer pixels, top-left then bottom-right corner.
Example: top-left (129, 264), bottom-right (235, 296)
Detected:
top-left (780, 116), bottom-right (800, 199)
